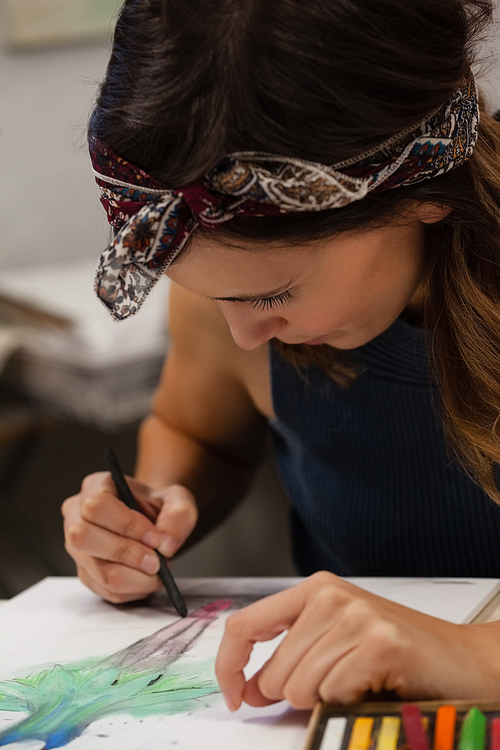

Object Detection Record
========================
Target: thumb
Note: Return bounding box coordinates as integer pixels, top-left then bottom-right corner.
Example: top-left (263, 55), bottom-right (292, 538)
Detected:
top-left (242, 666), bottom-right (281, 708)
top-left (152, 484), bottom-right (198, 558)
top-left (215, 584), bottom-right (309, 710)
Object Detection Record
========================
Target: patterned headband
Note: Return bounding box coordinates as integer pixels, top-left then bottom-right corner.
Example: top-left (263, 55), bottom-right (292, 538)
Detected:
top-left (91, 71), bottom-right (478, 320)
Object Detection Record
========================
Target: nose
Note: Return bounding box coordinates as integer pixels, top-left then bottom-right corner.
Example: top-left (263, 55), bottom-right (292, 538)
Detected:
top-left (222, 308), bottom-right (286, 350)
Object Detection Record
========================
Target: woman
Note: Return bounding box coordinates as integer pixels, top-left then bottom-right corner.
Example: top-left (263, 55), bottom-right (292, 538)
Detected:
top-left (63, 0), bottom-right (500, 708)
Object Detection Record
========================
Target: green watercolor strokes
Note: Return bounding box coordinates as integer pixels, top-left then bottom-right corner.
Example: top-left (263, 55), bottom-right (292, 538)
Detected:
top-left (0, 599), bottom-right (233, 749)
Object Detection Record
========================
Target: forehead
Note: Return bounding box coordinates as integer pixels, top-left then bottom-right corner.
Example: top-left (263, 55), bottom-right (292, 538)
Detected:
top-left (165, 222), bottom-right (411, 298)
top-left (166, 234), bottom-right (314, 298)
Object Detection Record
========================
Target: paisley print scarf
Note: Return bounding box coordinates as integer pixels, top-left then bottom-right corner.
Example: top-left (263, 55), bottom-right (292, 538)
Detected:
top-left (90, 71), bottom-right (478, 320)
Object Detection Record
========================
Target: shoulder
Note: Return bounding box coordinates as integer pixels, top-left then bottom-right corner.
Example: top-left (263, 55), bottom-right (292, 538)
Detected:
top-left (168, 282), bottom-right (273, 417)
top-left (169, 281), bottom-right (250, 368)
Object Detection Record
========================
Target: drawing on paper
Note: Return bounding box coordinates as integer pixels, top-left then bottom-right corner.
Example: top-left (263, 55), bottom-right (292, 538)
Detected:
top-left (0, 599), bottom-right (233, 749)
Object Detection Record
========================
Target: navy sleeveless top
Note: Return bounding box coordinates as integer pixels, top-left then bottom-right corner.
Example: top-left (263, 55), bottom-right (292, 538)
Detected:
top-left (269, 318), bottom-right (500, 577)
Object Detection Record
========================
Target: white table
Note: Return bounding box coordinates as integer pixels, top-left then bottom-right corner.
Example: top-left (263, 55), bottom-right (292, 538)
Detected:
top-left (0, 577), bottom-right (499, 750)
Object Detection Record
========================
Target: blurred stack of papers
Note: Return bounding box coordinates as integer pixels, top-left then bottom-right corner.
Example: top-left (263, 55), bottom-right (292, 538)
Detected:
top-left (0, 259), bottom-right (170, 430)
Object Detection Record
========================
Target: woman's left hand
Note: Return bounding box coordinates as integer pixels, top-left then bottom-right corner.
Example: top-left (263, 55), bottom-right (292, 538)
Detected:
top-left (215, 571), bottom-right (500, 710)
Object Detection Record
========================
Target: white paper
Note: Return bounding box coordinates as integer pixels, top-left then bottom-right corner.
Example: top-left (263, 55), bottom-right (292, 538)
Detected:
top-left (0, 578), bottom-right (308, 750)
top-left (344, 576), bottom-right (500, 624)
top-left (0, 575), bottom-right (497, 749)
top-left (179, 575), bottom-right (500, 623)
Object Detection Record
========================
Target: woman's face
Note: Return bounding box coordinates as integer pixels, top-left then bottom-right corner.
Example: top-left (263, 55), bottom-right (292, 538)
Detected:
top-left (167, 216), bottom-right (429, 351)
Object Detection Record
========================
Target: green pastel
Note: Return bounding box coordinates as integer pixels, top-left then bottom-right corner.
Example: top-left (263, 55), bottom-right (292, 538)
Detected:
top-left (458, 708), bottom-right (487, 750)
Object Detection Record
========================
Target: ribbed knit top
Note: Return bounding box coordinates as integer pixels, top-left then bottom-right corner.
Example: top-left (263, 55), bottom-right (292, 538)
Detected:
top-left (269, 318), bottom-right (500, 577)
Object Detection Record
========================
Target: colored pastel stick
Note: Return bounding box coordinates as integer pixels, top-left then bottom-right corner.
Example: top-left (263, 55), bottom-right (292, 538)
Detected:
top-left (402, 704), bottom-right (431, 750)
top-left (348, 717), bottom-right (374, 750)
top-left (491, 717), bottom-right (500, 750)
top-left (433, 705), bottom-right (457, 750)
top-left (376, 716), bottom-right (401, 750)
top-left (320, 717), bottom-right (348, 750)
top-left (458, 708), bottom-right (486, 750)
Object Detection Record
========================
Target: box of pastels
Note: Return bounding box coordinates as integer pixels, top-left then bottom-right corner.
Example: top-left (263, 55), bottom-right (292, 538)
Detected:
top-left (305, 700), bottom-right (500, 750)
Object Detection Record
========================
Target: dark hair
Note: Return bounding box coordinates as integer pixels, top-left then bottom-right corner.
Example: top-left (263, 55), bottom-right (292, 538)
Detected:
top-left (90, 0), bottom-right (500, 504)
top-left (93, 0), bottom-right (491, 180)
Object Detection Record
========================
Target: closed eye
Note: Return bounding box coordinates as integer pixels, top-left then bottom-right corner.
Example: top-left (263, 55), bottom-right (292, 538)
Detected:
top-left (251, 290), bottom-right (293, 311)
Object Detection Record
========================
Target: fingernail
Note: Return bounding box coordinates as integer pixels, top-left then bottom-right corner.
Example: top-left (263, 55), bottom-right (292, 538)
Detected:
top-left (158, 534), bottom-right (180, 558)
top-left (224, 695), bottom-right (238, 712)
top-left (142, 531), bottom-right (161, 548)
top-left (140, 553), bottom-right (159, 575)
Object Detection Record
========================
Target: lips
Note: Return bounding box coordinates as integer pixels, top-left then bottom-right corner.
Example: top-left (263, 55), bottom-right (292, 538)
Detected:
top-left (302, 334), bottom-right (329, 345)
top-left (276, 333), bottom-right (332, 346)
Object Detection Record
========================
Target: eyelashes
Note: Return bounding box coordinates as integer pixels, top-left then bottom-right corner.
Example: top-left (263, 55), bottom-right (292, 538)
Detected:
top-left (251, 290), bottom-right (293, 311)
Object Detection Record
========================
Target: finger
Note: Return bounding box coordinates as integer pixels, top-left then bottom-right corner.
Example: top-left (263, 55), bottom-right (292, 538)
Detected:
top-left (153, 485), bottom-right (198, 557)
top-left (241, 669), bottom-right (282, 708)
top-left (76, 554), bottom-right (162, 599)
top-left (106, 473), bottom-right (164, 522)
top-left (265, 597), bottom-right (379, 709)
top-left (269, 628), bottom-right (348, 709)
top-left (78, 471), bottom-right (161, 524)
top-left (317, 619), bottom-right (410, 704)
top-left (317, 640), bottom-right (389, 705)
top-left (255, 578), bottom-right (358, 705)
top-left (61, 493), bottom-right (79, 520)
top-left (64, 516), bottom-right (161, 575)
top-left (79, 492), bottom-right (163, 548)
top-left (77, 561), bottom-right (161, 604)
top-left (215, 583), bottom-right (309, 711)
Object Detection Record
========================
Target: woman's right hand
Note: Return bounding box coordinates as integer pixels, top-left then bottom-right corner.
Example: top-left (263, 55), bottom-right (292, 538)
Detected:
top-left (61, 471), bottom-right (198, 603)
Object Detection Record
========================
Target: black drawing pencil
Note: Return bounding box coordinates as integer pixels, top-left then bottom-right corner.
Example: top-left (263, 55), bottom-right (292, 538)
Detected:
top-left (104, 446), bottom-right (188, 617)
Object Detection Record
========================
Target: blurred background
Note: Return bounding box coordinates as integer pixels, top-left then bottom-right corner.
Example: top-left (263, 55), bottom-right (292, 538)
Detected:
top-left (0, 0), bottom-right (498, 597)
top-left (0, 0), bottom-right (296, 597)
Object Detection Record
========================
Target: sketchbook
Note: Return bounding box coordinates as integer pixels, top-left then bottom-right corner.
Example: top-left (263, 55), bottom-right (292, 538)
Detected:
top-left (0, 576), bottom-right (497, 750)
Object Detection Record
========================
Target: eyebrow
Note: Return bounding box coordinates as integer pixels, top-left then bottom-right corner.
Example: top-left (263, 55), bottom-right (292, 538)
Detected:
top-left (210, 281), bottom-right (295, 303)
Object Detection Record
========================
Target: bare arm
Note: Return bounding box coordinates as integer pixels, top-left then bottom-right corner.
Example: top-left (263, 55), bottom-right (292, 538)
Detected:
top-left (63, 282), bottom-right (268, 601)
top-left (136, 283), bottom-right (268, 544)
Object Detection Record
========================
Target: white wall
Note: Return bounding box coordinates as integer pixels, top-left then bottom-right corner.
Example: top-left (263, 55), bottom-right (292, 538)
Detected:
top-left (0, 6), bottom-right (499, 270)
top-left (0, 37), bottom-right (110, 268)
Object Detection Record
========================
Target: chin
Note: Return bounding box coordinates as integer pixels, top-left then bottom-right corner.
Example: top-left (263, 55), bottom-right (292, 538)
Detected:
top-left (324, 331), bottom-right (370, 350)
top-left (330, 327), bottom-right (389, 349)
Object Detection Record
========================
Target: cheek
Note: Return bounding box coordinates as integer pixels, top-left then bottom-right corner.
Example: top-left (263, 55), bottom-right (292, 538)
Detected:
top-left (350, 249), bottom-right (422, 304)
top-left (291, 284), bottom-right (362, 326)
top-left (296, 268), bottom-right (414, 329)
top-left (216, 302), bottom-right (274, 330)
top-left (283, 302), bottom-right (350, 333)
